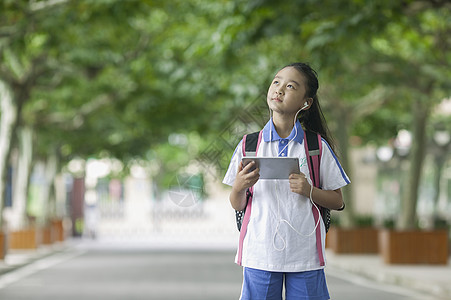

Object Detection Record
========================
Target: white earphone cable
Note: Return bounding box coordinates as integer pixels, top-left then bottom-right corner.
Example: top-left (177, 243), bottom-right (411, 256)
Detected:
top-left (272, 179), bottom-right (321, 251)
top-left (276, 105), bottom-right (305, 156)
top-left (271, 103), bottom-right (322, 252)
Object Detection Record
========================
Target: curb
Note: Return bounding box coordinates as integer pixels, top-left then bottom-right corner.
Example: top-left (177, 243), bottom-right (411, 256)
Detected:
top-left (0, 242), bottom-right (70, 277)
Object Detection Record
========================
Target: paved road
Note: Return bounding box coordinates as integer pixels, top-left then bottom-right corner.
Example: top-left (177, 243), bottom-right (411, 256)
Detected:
top-left (0, 248), bottom-right (438, 300)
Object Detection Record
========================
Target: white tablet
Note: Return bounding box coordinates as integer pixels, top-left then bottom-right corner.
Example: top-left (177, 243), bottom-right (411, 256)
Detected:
top-left (242, 157), bottom-right (300, 179)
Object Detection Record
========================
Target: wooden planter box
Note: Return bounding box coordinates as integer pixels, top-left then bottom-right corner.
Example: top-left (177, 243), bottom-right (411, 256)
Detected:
top-left (51, 219), bottom-right (65, 242)
top-left (0, 232), bottom-right (5, 260)
top-left (9, 228), bottom-right (38, 250)
top-left (326, 226), bottom-right (379, 254)
top-left (40, 226), bottom-right (54, 245)
top-left (379, 229), bottom-right (449, 264)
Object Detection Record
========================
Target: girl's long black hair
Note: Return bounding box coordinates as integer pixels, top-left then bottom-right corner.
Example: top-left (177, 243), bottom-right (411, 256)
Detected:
top-left (283, 62), bottom-right (336, 154)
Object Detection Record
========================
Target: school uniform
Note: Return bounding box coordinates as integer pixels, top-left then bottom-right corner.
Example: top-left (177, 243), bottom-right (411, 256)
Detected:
top-left (223, 119), bottom-right (350, 300)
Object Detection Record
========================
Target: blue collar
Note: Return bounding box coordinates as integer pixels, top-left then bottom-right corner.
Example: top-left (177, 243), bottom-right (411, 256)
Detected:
top-left (262, 118), bottom-right (304, 144)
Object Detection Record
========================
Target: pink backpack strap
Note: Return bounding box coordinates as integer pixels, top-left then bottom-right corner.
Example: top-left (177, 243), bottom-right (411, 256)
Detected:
top-left (304, 131), bottom-right (325, 266)
top-left (303, 132), bottom-right (322, 185)
top-left (242, 135), bottom-right (247, 158)
top-left (236, 130), bottom-right (263, 265)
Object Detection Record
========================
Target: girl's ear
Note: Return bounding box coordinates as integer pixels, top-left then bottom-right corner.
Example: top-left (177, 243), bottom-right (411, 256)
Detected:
top-left (303, 97), bottom-right (314, 110)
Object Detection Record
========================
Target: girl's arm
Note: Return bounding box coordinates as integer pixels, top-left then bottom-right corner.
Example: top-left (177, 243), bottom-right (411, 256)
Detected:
top-left (230, 161), bottom-right (260, 211)
top-left (288, 173), bottom-right (344, 210)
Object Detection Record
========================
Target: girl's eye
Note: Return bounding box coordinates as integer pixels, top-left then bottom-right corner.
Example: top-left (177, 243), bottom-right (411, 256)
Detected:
top-left (273, 80), bottom-right (279, 84)
top-left (287, 84), bottom-right (294, 89)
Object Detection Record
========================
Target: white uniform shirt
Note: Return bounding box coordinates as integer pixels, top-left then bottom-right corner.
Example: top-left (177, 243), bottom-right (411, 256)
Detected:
top-left (223, 119), bottom-right (350, 272)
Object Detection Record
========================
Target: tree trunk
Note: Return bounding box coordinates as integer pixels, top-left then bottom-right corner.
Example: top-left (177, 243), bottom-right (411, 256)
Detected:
top-left (10, 126), bottom-right (33, 230)
top-left (334, 106), bottom-right (355, 228)
top-left (397, 98), bottom-right (430, 230)
top-left (0, 81), bottom-right (18, 229)
top-left (41, 150), bottom-right (59, 226)
top-left (431, 141), bottom-right (450, 223)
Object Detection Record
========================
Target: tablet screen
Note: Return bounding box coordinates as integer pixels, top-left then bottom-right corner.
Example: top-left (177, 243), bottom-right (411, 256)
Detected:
top-left (242, 157), bottom-right (300, 179)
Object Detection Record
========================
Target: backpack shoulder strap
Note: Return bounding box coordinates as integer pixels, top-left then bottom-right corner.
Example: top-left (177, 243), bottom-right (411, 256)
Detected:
top-left (242, 131), bottom-right (262, 157)
top-left (235, 130), bottom-right (263, 259)
top-left (235, 130), bottom-right (262, 231)
top-left (304, 130), bottom-right (322, 188)
top-left (304, 130), bottom-right (328, 266)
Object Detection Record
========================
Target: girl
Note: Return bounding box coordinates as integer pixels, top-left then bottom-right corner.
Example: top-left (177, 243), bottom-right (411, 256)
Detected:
top-left (223, 62), bottom-right (350, 300)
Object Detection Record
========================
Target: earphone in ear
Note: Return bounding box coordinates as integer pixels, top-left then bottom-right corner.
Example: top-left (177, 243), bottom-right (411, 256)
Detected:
top-left (301, 102), bottom-right (309, 110)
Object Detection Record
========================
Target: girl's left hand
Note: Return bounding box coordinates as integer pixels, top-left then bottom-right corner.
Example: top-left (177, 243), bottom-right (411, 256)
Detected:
top-left (289, 173), bottom-right (311, 197)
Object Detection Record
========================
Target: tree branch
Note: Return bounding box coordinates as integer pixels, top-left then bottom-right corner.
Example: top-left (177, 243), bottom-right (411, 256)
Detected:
top-left (353, 86), bottom-right (392, 120)
top-left (29, 0), bottom-right (71, 12)
top-left (122, 34), bottom-right (151, 64)
top-left (402, 0), bottom-right (451, 14)
top-left (42, 94), bottom-right (114, 129)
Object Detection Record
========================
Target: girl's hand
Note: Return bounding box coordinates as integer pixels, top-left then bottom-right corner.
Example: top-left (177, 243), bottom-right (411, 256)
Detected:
top-left (289, 173), bottom-right (311, 197)
top-left (290, 173), bottom-right (345, 210)
top-left (232, 161), bottom-right (260, 193)
top-left (230, 161), bottom-right (260, 211)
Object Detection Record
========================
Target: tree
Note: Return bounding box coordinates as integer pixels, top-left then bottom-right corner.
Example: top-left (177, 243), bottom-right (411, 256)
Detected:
top-left (0, 0), bottom-right (261, 228)
top-left (2, 0), bottom-right (449, 234)
top-left (203, 0), bottom-right (451, 230)
top-left (367, 3), bottom-right (451, 229)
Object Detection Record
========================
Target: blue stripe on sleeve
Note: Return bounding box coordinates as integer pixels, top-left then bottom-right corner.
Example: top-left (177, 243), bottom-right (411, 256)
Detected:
top-left (321, 138), bottom-right (351, 184)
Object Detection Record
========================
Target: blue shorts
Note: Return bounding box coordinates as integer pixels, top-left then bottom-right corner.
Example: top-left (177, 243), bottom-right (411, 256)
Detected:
top-left (240, 267), bottom-right (330, 300)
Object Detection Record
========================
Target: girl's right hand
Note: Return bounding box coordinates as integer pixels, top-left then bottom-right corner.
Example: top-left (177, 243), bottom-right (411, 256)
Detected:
top-left (233, 161), bottom-right (260, 193)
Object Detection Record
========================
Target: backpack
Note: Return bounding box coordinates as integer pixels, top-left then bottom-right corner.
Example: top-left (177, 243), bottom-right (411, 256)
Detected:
top-left (235, 130), bottom-right (331, 233)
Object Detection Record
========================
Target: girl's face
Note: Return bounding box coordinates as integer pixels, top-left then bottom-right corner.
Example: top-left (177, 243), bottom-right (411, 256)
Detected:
top-left (267, 66), bottom-right (310, 118)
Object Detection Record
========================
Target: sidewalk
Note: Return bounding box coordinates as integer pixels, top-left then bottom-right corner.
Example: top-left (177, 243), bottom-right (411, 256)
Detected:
top-left (326, 249), bottom-right (451, 300)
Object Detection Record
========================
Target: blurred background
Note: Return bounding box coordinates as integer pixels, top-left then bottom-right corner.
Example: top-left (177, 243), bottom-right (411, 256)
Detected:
top-left (0, 0), bottom-right (450, 299)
